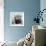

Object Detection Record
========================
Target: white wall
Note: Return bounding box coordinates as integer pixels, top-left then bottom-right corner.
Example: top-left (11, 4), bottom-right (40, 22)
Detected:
top-left (0, 0), bottom-right (4, 42)
top-left (40, 0), bottom-right (46, 27)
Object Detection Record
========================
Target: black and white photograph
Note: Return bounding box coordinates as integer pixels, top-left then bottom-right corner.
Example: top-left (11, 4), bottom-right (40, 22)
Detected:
top-left (10, 12), bottom-right (24, 26)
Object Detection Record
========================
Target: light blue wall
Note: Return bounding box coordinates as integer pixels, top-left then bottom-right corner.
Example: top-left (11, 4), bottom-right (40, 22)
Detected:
top-left (4, 0), bottom-right (40, 42)
top-left (40, 0), bottom-right (46, 27)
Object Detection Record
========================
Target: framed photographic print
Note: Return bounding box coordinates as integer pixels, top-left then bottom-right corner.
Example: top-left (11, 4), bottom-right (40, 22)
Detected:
top-left (10, 12), bottom-right (24, 26)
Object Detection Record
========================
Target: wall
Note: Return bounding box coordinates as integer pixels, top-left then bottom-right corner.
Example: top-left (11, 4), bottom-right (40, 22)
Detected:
top-left (0, 0), bottom-right (4, 42)
top-left (4, 0), bottom-right (40, 42)
top-left (40, 0), bottom-right (46, 27)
